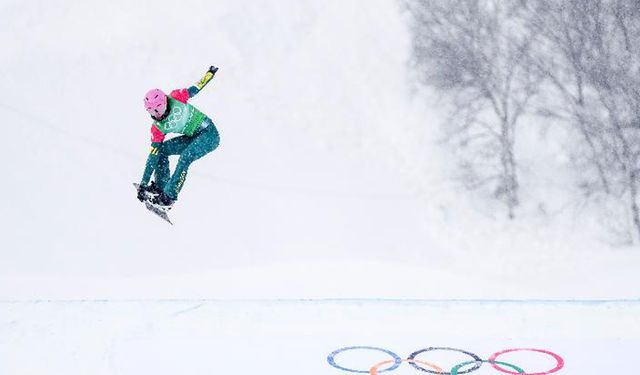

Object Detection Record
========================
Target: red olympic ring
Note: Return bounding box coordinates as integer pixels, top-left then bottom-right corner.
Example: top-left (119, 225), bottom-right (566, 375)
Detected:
top-left (489, 348), bottom-right (564, 375)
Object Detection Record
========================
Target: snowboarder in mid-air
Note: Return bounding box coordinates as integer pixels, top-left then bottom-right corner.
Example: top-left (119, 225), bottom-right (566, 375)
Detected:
top-left (136, 66), bottom-right (220, 219)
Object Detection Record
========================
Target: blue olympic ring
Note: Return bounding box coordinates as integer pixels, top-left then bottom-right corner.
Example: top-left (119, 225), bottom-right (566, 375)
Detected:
top-left (327, 346), bottom-right (402, 373)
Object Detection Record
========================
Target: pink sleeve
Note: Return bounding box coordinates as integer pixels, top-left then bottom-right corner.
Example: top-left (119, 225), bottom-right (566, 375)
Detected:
top-left (150, 124), bottom-right (165, 143)
top-left (170, 88), bottom-right (189, 103)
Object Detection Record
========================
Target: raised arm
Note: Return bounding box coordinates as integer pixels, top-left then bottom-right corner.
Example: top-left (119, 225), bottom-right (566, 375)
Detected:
top-left (168, 66), bottom-right (218, 103)
top-left (187, 65), bottom-right (218, 98)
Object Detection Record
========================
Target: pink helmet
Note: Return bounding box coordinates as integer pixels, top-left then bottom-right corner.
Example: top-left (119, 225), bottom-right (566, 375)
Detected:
top-left (144, 89), bottom-right (168, 118)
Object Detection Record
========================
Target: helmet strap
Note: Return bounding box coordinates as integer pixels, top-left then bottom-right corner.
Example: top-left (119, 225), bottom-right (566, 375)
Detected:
top-left (152, 101), bottom-right (170, 121)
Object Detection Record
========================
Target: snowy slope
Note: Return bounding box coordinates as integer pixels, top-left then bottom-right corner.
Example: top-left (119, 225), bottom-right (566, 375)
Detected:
top-left (2, 299), bottom-right (639, 374)
top-left (1, 0), bottom-right (639, 300)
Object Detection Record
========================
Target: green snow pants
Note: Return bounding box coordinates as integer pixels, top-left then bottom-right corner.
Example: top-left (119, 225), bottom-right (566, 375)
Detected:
top-left (154, 119), bottom-right (219, 200)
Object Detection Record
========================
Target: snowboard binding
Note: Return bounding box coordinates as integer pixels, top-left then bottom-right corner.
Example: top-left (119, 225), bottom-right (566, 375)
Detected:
top-left (133, 183), bottom-right (173, 225)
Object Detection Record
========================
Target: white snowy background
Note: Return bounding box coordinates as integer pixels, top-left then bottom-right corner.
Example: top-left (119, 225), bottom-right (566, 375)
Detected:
top-left (1, 0), bottom-right (639, 374)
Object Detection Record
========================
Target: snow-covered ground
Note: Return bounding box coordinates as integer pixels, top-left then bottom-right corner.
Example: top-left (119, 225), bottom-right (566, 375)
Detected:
top-left (1, 0), bottom-right (639, 373)
top-left (2, 299), bottom-right (639, 374)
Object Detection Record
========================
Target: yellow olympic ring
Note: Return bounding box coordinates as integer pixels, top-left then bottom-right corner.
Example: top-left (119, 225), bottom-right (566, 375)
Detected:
top-left (371, 359), bottom-right (443, 375)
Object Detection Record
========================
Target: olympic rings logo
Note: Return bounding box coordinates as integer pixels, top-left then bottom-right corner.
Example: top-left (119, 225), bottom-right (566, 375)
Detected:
top-left (327, 346), bottom-right (564, 375)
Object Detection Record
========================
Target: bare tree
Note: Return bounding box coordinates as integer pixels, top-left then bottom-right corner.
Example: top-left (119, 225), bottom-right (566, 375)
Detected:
top-left (408, 0), bottom-right (640, 239)
top-left (407, 0), bottom-right (540, 219)
top-left (522, 1), bottom-right (612, 195)
top-left (522, 0), bottom-right (640, 240)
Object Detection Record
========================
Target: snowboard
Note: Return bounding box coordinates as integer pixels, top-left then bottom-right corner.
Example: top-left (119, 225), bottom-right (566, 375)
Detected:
top-left (133, 183), bottom-right (173, 225)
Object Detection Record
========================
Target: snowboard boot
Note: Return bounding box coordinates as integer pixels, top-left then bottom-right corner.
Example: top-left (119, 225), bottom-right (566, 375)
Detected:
top-left (150, 192), bottom-right (175, 211)
top-left (140, 181), bottom-right (163, 202)
top-left (147, 181), bottom-right (163, 197)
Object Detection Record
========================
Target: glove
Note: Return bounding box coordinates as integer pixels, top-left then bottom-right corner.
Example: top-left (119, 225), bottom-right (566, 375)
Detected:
top-left (137, 184), bottom-right (148, 202)
top-left (196, 67), bottom-right (218, 90)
